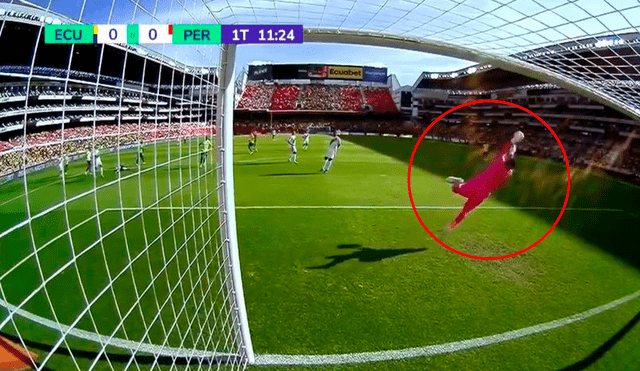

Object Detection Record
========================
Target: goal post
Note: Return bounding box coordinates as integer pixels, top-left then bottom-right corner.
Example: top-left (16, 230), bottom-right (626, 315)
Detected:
top-left (0, 4), bottom-right (254, 368)
top-left (215, 43), bottom-right (255, 365)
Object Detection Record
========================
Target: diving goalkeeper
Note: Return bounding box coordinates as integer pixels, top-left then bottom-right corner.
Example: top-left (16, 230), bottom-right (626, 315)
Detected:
top-left (446, 131), bottom-right (524, 229)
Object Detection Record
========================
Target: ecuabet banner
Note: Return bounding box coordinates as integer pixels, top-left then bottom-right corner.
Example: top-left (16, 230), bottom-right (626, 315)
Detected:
top-left (327, 66), bottom-right (363, 80)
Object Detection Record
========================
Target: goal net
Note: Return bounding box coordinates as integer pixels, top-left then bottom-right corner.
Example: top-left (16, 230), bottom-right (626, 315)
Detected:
top-left (0, 0), bottom-right (251, 370)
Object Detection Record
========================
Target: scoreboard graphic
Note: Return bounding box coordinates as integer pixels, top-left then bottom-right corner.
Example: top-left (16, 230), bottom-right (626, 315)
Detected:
top-left (44, 24), bottom-right (303, 45)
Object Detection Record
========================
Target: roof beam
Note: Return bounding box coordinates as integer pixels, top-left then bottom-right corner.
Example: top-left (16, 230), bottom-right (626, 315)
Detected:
top-left (305, 28), bottom-right (640, 122)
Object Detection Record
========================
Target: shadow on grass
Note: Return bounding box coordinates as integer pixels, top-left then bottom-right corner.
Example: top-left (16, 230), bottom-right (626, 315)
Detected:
top-left (0, 332), bottom-right (240, 369)
top-left (345, 136), bottom-right (640, 271)
top-left (307, 244), bottom-right (426, 269)
top-left (556, 310), bottom-right (640, 371)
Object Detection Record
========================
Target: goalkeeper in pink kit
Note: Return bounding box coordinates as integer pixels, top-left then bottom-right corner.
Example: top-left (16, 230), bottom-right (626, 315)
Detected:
top-left (446, 131), bottom-right (525, 229)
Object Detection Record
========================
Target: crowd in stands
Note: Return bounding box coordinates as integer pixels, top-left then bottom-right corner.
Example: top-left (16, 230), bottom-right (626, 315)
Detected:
top-left (0, 66), bottom-right (213, 91)
top-left (427, 122), bottom-right (640, 181)
top-left (363, 87), bottom-right (398, 113)
top-left (341, 87), bottom-right (363, 111)
top-left (0, 123), bottom-right (214, 176)
top-left (236, 85), bottom-right (275, 110)
top-left (299, 85), bottom-right (342, 111)
top-left (236, 83), bottom-right (393, 113)
top-left (0, 84), bottom-right (210, 104)
top-left (271, 85), bottom-right (300, 111)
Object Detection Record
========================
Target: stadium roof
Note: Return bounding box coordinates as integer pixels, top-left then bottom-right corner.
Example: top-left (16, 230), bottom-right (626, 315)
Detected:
top-left (6, 0), bottom-right (640, 120)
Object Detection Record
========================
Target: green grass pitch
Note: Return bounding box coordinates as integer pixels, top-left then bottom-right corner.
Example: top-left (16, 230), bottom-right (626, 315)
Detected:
top-left (1, 134), bottom-right (640, 370)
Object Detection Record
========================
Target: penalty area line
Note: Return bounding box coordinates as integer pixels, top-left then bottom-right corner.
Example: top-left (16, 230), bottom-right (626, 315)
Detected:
top-left (254, 288), bottom-right (640, 366)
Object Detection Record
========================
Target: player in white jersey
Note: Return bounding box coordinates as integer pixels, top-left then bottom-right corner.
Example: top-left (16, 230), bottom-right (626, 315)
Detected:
top-left (58, 155), bottom-right (69, 178)
top-left (321, 131), bottom-right (341, 173)
top-left (287, 132), bottom-right (298, 164)
top-left (94, 148), bottom-right (104, 178)
top-left (302, 132), bottom-right (310, 150)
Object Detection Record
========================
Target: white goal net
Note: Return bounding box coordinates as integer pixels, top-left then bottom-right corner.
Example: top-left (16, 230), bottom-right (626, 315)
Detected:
top-left (0, 0), bottom-right (251, 370)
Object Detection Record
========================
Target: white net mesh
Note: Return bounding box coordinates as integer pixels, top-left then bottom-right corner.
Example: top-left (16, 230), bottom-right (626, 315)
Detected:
top-left (0, 0), bottom-right (249, 370)
top-left (208, 0), bottom-right (640, 115)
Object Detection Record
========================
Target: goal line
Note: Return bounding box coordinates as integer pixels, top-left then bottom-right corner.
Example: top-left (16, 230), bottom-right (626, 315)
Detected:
top-left (255, 288), bottom-right (640, 366)
top-left (101, 206), bottom-right (625, 212)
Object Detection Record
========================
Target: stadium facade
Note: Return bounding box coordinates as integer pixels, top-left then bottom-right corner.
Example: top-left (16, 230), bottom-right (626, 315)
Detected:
top-left (398, 63), bottom-right (640, 183)
top-left (0, 0), bottom-right (217, 181)
top-left (233, 62), bottom-right (399, 132)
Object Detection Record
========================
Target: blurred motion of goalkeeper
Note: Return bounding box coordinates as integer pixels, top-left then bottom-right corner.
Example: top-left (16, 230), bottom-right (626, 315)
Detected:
top-left (446, 131), bottom-right (525, 229)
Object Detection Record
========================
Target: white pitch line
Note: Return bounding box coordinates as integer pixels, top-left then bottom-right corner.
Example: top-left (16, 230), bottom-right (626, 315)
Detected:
top-left (234, 157), bottom-right (283, 164)
top-left (255, 288), bottom-right (640, 366)
top-left (0, 297), bottom-right (234, 359)
top-left (102, 206), bottom-right (625, 212)
top-left (0, 179), bottom-right (61, 207)
top-left (235, 206), bottom-right (624, 211)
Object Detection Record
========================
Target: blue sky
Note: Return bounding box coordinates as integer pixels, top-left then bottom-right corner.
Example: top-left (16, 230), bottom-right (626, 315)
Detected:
top-left (23, 0), bottom-right (476, 87)
top-left (24, 0), bottom-right (635, 87)
top-left (234, 43), bottom-right (475, 86)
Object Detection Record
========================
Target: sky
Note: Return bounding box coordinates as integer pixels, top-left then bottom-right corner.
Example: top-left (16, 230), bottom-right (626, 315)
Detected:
top-left (20, 0), bottom-right (635, 87)
top-left (19, 0), bottom-right (477, 87)
top-left (234, 43), bottom-right (476, 87)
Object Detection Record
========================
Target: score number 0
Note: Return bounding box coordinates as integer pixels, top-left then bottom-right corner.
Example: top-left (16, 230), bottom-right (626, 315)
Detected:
top-left (96, 25), bottom-right (127, 44)
top-left (138, 25), bottom-right (172, 44)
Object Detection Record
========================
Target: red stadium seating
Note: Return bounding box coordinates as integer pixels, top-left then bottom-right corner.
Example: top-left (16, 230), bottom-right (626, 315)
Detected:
top-left (271, 85), bottom-right (300, 110)
top-left (236, 83), bottom-right (396, 113)
top-left (299, 85), bottom-right (341, 111)
top-left (363, 88), bottom-right (397, 113)
top-left (339, 86), bottom-right (363, 111)
top-left (236, 85), bottom-right (275, 110)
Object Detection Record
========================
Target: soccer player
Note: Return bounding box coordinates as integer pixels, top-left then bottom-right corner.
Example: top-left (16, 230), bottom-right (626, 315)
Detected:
top-left (248, 130), bottom-right (258, 154)
top-left (287, 131), bottom-right (298, 164)
top-left (58, 155), bottom-right (69, 178)
top-left (136, 143), bottom-right (145, 165)
top-left (321, 130), bottom-right (341, 173)
top-left (446, 131), bottom-right (524, 229)
top-left (272, 129), bottom-right (276, 141)
top-left (482, 143), bottom-right (490, 157)
top-left (200, 136), bottom-right (212, 168)
top-left (302, 131), bottom-right (310, 150)
top-left (84, 149), bottom-right (92, 175)
top-left (114, 164), bottom-right (131, 173)
top-left (94, 148), bottom-right (104, 178)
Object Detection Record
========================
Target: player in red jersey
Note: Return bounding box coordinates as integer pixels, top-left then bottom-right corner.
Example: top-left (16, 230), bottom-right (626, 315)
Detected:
top-left (446, 131), bottom-right (524, 229)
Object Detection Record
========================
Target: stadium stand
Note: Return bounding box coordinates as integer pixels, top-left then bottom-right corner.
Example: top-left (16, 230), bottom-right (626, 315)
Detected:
top-left (271, 85), bottom-right (300, 111)
top-left (299, 85), bottom-right (341, 111)
top-left (363, 87), bottom-right (397, 113)
top-left (407, 65), bottom-right (640, 183)
top-left (236, 83), bottom-right (395, 113)
top-left (340, 86), bottom-right (363, 111)
top-left (236, 84), bottom-right (275, 110)
top-left (0, 17), bottom-right (217, 180)
top-left (0, 123), bottom-right (213, 176)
